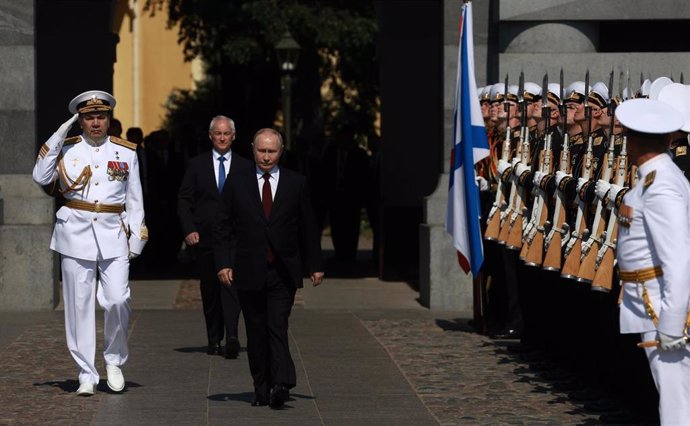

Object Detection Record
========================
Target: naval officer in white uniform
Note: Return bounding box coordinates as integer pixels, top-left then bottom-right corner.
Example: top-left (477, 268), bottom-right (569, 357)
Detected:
top-left (597, 97), bottom-right (690, 425)
top-left (33, 90), bottom-right (147, 396)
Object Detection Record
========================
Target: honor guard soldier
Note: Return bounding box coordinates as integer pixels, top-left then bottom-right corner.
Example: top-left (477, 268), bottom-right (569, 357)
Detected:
top-left (532, 83), bottom-right (564, 195)
top-left (574, 82), bottom-right (610, 204)
top-left (490, 84), bottom-right (524, 340)
top-left (607, 98), bottom-right (690, 424)
top-left (554, 81), bottom-right (590, 202)
top-left (32, 90), bottom-right (147, 396)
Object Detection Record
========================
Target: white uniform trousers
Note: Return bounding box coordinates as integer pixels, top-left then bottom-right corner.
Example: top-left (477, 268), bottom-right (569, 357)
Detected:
top-left (641, 331), bottom-right (690, 425)
top-left (61, 255), bottom-right (131, 386)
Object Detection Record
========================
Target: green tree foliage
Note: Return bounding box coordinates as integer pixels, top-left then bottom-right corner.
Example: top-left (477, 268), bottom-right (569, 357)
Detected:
top-left (144, 0), bottom-right (379, 167)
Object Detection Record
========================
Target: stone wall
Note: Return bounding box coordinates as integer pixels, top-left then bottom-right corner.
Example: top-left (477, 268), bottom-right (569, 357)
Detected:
top-left (0, 0), bottom-right (58, 310)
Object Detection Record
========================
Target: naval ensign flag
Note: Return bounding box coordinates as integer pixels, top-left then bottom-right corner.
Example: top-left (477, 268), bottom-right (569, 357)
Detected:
top-left (445, 1), bottom-right (489, 276)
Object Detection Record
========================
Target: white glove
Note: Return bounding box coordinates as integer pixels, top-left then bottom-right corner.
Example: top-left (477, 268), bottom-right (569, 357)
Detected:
top-left (514, 162), bottom-right (529, 177)
top-left (497, 159), bottom-right (511, 175)
top-left (533, 171), bottom-right (545, 187)
top-left (511, 157), bottom-right (521, 169)
top-left (657, 331), bottom-right (687, 352)
top-left (56, 113), bottom-right (79, 139)
top-left (555, 171), bottom-right (571, 186)
top-left (594, 179), bottom-right (611, 201)
top-left (475, 175), bottom-right (489, 191)
top-left (128, 251), bottom-right (139, 260)
top-left (576, 177), bottom-right (589, 192)
top-left (608, 183), bottom-right (625, 205)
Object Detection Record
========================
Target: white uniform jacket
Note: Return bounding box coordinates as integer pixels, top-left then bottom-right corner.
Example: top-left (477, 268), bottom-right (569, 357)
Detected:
top-left (32, 132), bottom-right (147, 260)
top-left (617, 153), bottom-right (690, 336)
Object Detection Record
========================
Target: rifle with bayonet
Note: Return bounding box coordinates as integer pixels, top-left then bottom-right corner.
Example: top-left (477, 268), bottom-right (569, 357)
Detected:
top-left (505, 72), bottom-right (531, 250)
top-left (577, 70), bottom-right (615, 283)
top-left (591, 135), bottom-right (627, 292)
top-left (561, 70), bottom-right (592, 280)
top-left (522, 73), bottom-right (552, 267)
top-left (542, 69), bottom-right (571, 272)
top-left (497, 80), bottom-right (521, 245)
top-left (485, 75), bottom-right (512, 241)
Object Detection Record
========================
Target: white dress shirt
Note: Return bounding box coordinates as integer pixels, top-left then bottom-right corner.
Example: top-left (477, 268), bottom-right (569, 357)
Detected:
top-left (212, 150), bottom-right (232, 187)
top-left (256, 166), bottom-right (279, 201)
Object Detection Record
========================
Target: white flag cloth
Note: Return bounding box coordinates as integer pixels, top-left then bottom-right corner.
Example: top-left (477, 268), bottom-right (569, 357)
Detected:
top-left (445, 1), bottom-right (489, 275)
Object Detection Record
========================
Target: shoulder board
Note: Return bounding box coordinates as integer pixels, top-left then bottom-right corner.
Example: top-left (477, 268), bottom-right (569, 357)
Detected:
top-left (110, 136), bottom-right (137, 150)
top-left (63, 136), bottom-right (81, 146)
top-left (593, 136), bottom-right (603, 146)
top-left (644, 170), bottom-right (656, 189)
top-left (676, 146), bottom-right (687, 157)
top-left (571, 134), bottom-right (584, 145)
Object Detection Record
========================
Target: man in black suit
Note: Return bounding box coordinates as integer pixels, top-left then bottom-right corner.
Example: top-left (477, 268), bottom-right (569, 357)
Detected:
top-left (215, 128), bottom-right (324, 408)
top-left (177, 115), bottom-right (251, 358)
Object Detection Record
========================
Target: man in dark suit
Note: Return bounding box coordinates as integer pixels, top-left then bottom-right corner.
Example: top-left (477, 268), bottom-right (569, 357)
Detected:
top-left (178, 115), bottom-right (251, 358)
top-left (215, 128), bottom-right (324, 409)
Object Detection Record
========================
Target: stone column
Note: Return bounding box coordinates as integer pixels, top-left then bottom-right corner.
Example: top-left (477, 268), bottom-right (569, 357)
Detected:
top-left (0, 1), bottom-right (58, 310)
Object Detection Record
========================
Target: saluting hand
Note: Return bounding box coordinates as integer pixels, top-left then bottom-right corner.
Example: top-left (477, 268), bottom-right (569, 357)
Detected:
top-left (57, 113), bottom-right (79, 139)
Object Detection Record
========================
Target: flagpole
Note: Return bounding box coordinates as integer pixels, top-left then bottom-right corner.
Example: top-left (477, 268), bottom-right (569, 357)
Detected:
top-left (445, 0), bottom-right (490, 332)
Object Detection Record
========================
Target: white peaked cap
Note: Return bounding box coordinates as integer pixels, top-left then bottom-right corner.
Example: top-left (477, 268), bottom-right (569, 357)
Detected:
top-left (489, 83), bottom-right (506, 101)
top-left (547, 83), bottom-right (561, 103)
top-left (657, 83), bottom-right (690, 133)
top-left (649, 76), bottom-right (673, 100)
top-left (589, 81), bottom-right (609, 107)
top-left (615, 98), bottom-right (684, 134)
top-left (523, 82), bottom-right (542, 100)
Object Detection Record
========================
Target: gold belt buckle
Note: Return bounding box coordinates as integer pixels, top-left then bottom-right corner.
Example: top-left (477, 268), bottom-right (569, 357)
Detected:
top-left (94, 202), bottom-right (101, 213)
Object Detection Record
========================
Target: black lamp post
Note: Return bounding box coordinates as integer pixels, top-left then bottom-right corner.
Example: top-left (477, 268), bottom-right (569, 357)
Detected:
top-left (275, 31), bottom-right (301, 153)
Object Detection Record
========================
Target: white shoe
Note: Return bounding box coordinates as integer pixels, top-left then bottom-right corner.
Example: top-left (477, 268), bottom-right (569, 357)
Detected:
top-left (106, 365), bottom-right (125, 392)
top-left (76, 383), bottom-right (95, 396)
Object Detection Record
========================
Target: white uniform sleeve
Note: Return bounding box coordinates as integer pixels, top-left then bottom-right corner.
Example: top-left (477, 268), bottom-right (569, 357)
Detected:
top-left (32, 133), bottom-right (64, 185)
top-left (125, 150), bottom-right (148, 255)
top-left (646, 179), bottom-right (690, 336)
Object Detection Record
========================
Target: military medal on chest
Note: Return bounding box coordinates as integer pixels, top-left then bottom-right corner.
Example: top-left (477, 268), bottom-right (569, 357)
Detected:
top-left (107, 160), bottom-right (129, 181)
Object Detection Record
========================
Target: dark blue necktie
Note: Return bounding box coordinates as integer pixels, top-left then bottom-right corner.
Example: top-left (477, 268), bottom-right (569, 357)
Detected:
top-left (218, 156), bottom-right (226, 193)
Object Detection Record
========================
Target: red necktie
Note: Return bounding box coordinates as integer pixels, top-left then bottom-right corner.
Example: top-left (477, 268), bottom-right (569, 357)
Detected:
top-left (262, 173), bottom-right (274, 263)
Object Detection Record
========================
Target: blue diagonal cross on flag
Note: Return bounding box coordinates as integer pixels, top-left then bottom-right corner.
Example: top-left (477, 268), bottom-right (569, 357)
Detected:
top-left (445, 1), bottom-right (489, 276)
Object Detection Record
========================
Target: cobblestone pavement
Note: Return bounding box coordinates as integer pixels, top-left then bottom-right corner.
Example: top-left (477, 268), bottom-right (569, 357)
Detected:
top-left (1, 277), bottom-right (655, 425)
top-left (0, 319), bottom-right (115, 425)
top-left (362, 318), bottom-right (604, 425)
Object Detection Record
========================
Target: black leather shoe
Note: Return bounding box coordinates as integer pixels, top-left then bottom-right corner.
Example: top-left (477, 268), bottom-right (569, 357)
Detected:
top-left (251, 391), bottom-right (268, 407)
top-left (225, 338), bottom-right (240, 359)
top-left (207, 342), bottom-right (222, 355)
top-left (269, 384), bottom-right (289, 409)
top-left (489, 329), bottom-right (521, 340)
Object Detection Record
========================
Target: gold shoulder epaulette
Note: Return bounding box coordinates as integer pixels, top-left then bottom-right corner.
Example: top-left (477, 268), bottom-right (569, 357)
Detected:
top-left (110, 136), bottom-right (137, 150)
top-left (644, 170), bottom-right (656, 189)
top-left (676, 146), bottom-right (687, 157)
top-left (593, 136), bottom-right (603, 146)
top-left (64, 136), bottom-right (81, 145)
